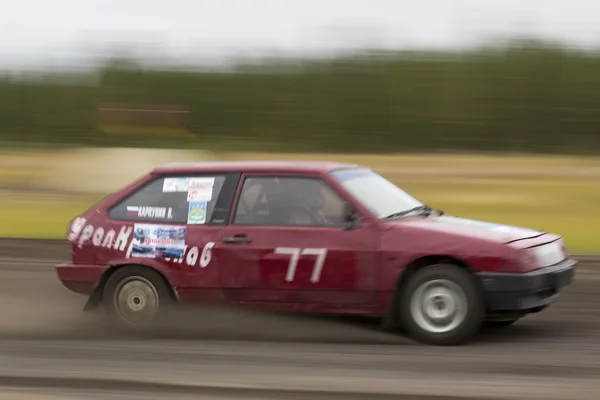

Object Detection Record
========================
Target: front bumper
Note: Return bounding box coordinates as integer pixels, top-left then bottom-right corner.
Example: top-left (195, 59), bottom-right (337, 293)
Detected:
top-left (478, 258), bottom-right (577, 312)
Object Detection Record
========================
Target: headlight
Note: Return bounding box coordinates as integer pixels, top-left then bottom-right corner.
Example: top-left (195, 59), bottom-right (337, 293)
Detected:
top-left (525, 240), bottom-right (567, 269)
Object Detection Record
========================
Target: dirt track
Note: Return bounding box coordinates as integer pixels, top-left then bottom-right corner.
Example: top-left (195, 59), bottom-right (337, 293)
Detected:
top-left (0, 239), bottom-right (598, 399)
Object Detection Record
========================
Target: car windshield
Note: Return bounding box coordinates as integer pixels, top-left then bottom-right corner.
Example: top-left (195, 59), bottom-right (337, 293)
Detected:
top-left (330, 168), bottom-right (424, 219)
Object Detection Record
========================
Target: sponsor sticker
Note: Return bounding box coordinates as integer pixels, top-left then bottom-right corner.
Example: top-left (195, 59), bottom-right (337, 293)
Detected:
top-left (188, 201), bottom-right (207, 224)
top-left (188, 177), bottom-right (214, 201)
top-left (163, 177), bottom-right (189, 192)
top-left (132, 223), bottom-right (187, 259)
top-left (187, 189), bottom-right (211, 202)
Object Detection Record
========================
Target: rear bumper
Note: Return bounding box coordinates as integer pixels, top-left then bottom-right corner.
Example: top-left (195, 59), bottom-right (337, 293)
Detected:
top-left (478, 258), bottom-right (577, 312)
top-left (55, 263), bottom-right (109, 295)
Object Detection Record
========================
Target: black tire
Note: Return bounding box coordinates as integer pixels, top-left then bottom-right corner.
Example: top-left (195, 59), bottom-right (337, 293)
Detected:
top-left (102, 266), bottom-right (174, 331)
top-left (484, 318), bottom-right (519, 328)
top-left (399, 263), bottom-right (484, 346)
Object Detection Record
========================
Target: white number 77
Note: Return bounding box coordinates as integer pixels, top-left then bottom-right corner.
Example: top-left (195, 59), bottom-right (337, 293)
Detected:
top-left (274, 247), bottom-right (328, 283)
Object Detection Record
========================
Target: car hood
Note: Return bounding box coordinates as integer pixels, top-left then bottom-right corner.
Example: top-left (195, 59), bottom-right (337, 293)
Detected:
top-left (390, 215), bottom-right (545, 243)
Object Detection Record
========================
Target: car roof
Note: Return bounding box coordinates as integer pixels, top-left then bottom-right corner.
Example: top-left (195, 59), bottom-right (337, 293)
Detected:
top-left (152, 160), bottom-right (361, 175)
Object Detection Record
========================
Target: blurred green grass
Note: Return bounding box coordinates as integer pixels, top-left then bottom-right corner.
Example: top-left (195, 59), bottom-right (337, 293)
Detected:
top-left (403, 179), bottom-right (599, 254)
top-left (0, 151), bottom-right (598, 254)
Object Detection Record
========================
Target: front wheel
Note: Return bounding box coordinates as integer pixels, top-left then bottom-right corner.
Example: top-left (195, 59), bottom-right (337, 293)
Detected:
top-left (102, 266), bottom-right (174, 330)
top-left (399, 264), bottom-right (484, 346)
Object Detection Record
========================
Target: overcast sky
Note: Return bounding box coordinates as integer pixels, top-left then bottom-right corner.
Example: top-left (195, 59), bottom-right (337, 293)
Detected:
top-left (0, 0), bottom-right (599, 68)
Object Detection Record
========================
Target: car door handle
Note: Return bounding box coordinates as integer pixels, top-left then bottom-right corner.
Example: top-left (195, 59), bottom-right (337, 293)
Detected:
top-left (222, 236), bottom-right (252, 244)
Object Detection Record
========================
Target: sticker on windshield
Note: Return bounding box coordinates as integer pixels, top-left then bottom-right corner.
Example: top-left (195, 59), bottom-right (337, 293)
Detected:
top-left (127, 206), bottom-right (173, 220)
top-left (163, 177), bottom-right (189, 192)
top-left (188, 201), bottom-right (207, 224)
top-left (187, 177), bottom-right (214, 201)
top-left (187, 189), bottom-right (211, 202)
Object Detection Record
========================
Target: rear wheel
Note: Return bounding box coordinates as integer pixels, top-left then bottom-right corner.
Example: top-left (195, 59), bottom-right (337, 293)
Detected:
top-left (399, 264), bottom-right (483, 346)
top-left (103, 266), bottom-right (174, 330)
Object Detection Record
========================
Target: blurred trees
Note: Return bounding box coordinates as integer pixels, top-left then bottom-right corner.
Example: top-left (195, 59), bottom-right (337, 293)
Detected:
top-left (1, 38), bottom-right (600, 153)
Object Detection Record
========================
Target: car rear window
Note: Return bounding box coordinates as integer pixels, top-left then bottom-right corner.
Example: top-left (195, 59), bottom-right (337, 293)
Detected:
top-left (107, 175), bottom-right (228, 225)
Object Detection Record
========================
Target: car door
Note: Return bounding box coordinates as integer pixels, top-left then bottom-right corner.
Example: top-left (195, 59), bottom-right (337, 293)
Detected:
top-left (219, 173), bottom-right (380, 308)
top-left (102, 172), bottom-right (241, 304)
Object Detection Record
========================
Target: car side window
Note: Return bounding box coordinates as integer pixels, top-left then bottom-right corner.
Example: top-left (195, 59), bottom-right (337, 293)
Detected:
top-left (108, 175), bottom-right (228, 225)
top-left (233, 176), bottom-right (347, 227)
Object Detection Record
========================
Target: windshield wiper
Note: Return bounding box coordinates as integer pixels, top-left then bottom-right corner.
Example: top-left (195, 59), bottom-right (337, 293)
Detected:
top-left (383, 205), bottom-right (433, 220)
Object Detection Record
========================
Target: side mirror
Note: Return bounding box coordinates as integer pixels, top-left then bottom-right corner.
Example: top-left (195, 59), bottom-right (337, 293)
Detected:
top-left (342, 201), bottom-right (359, 230)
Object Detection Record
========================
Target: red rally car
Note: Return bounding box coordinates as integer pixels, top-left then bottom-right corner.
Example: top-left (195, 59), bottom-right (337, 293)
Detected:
top-left (56, 161), bottom-right (577, 345)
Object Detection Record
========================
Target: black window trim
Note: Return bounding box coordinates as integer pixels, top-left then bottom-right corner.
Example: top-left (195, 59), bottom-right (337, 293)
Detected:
top-left (107, 172), bottom-right (241, 226)
top-left (230, 173), bottom-right (349, 228)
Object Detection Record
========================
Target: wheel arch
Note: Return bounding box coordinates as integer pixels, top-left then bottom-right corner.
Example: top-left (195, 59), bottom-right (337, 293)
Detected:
top-left (83, 263), bottom-right (178, 312)
top-left (382, 254), bottom-right (479, 330)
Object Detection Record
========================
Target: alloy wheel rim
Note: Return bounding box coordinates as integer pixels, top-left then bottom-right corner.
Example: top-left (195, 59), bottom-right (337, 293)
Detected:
top-left (410, 279), bottom-right (468, 334)
top-left (114, 276), bottom-right (160, 325)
